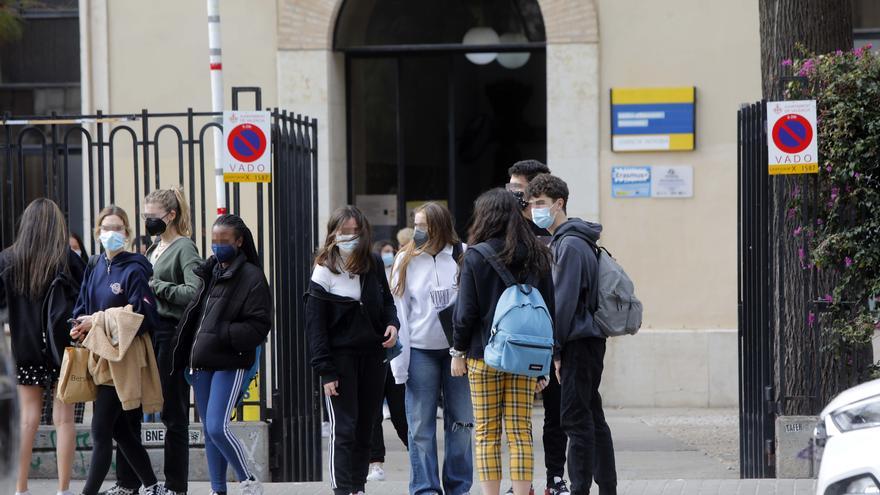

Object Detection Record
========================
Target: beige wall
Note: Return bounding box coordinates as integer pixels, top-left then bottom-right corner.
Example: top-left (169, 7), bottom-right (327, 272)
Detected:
top-left (80, 0), bottom-right (278, 238)
top-left (593, 0), bottom-right (762, 329)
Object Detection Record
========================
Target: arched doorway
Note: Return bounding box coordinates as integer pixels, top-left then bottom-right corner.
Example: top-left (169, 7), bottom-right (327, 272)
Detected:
top-left (334, 0), bottom-right (548, 239)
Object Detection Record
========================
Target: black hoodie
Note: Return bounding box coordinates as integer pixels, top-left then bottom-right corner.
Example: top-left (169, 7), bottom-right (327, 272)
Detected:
top-left (550, 218), bottom-right (604, 343)
top-left (453, 237), bottom-right (556, 359)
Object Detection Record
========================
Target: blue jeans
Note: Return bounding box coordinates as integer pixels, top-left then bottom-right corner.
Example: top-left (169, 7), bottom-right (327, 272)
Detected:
top-left (192, 369), bottom-right (254, 493)
top-left (406, 348), bottom-right (474, 495)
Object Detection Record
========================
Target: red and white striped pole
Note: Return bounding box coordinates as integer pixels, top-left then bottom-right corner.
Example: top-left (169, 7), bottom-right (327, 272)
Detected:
top-left (207, 0), bottom-right (227, 215)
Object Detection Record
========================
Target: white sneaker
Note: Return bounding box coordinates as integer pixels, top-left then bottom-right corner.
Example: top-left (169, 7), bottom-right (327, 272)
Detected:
top-left (382, 403), bottom-right (391, 420)
top-left (240, 477), bottom-right (263, 495)
top-left (367, 462), bottom-right (386, 481)
top-left (322, 421), bottom-right (331, 438)
top-left (57, 491), bottom-right (75, 495)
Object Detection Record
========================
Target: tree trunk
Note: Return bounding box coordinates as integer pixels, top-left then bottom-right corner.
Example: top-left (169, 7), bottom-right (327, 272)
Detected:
top-left (759, 0), bottom-right (853, 415)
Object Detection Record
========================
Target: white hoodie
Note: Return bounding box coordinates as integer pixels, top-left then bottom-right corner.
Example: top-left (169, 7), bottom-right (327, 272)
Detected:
top-left (390, 244), bottom-right (463, 384)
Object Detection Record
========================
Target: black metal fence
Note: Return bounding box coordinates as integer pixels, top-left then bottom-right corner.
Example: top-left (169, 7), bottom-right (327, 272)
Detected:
top-left (0, 87), bottom-right (322, 481)
top-left (737, 101), bottom-right (775, 478)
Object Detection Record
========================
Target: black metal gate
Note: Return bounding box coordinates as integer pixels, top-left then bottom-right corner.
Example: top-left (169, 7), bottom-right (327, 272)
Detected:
top-left (737, 101), bottom-right (776, 478)
top-left (0, 87), bottom-right (323, 482)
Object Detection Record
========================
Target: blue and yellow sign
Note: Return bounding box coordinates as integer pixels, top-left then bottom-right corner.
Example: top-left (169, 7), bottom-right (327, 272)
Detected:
top-left (611, 87), bottom-right (696, 152)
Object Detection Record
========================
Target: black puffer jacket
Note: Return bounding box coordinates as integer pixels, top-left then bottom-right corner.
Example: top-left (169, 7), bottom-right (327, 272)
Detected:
top-left (171, 253), bottom-right (272, 373)
top-left (305, 254), bottom-right (400, 385)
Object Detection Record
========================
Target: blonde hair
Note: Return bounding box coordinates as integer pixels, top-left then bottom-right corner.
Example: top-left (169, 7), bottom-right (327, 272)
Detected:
top-left (393, 203), bottom-right (459, 297)
top-left (94, 205), bottom-right (132, 244)
top-left (145, 186), bottom-right (192, 237)
top-left (9, 198), bottom-right (69, 299)
top-left (396, 227), bottom-right (414, 248)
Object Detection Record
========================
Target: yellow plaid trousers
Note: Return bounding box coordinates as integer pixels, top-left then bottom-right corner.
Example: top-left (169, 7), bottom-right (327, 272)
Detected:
top-left (467, 358), bottom-right (535, 482)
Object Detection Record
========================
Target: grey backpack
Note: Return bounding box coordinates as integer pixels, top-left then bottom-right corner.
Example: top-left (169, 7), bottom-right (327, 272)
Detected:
top-left (558, 233), bottom-right (643, 337)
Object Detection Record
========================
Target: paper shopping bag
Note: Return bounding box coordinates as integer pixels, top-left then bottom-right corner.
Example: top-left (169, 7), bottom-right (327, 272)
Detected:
top-left (56, 346), bottom-right (96, 404)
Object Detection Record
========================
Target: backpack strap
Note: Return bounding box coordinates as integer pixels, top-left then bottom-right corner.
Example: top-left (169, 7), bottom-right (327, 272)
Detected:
top-left (451, 242), bottom-right (464, 263)
top-left (553, 232), bottom-right (601, 314)
top-left (472, 243), bottom-right (517, 288)
top-left (87, 254), bottom-right (101, 270)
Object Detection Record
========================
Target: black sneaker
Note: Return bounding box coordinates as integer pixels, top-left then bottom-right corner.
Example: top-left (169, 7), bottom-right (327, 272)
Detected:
top-left (546, 477), bottom-right (571, 495)
top-left (98, 485), bottom-right (138, 495)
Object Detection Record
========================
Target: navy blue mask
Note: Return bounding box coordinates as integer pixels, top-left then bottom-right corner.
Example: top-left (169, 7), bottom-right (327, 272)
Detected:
top-left (212, 243), bottom-right (238, 263)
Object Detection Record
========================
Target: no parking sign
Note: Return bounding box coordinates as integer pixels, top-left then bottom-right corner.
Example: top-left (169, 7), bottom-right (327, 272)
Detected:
top-left (223, 111), bottom-right (272, 183)
top-left (766, 100), bottom-right (818, 175)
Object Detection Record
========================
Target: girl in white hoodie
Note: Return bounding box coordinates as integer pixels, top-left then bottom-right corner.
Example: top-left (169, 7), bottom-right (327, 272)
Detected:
top-left (390, 202), bottom-right (473, 495)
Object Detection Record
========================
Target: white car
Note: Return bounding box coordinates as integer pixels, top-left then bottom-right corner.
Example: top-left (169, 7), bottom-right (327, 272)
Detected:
top-left (815, 378), bottom-right (880, 495)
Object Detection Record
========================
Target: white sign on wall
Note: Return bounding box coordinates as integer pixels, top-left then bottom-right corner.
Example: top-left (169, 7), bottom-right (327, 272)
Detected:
top-left (651, 166), bottom-right (693, 198)
top-left (223, 111), bottom-right (272, 183)
top-left (766, 100), bottom-right (818, 175)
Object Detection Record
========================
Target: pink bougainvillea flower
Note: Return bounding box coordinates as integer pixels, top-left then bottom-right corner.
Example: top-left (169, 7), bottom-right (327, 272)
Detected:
top-left (831, 187), bottom-right (839, 201)
top-left (823, 294), bottom-right (833, 303)
top-left (782, 59), bottom-right (793, 67)
top-left (793, 226), bottom-right (803, 237)
top-left (798, 247), bottom-right (806, 261)
top-left (835, 49), bottom-right (844, 56)
top-left (826, 165), bottom-right (832, 173)
top-left (845, 256), bottom-right (854, 268)
top-left (808, 312), bottom-right (816, 327)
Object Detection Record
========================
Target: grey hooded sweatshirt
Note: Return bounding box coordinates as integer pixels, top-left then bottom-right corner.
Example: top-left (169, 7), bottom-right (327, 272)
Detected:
top-left (550, 218), bottom-right (605, 346)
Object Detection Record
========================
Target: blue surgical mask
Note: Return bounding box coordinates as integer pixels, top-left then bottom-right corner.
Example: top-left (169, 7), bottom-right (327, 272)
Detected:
top-left (99, 231), bottom-right (126, 252)
top-left (531, 206), bottom-right (556, 230)
top-left (336, 234), bottom-right (359, 254)
top-left (382, 252), bottom-right (395, 267)
top-left (212, 243), bottom-right (238, 263)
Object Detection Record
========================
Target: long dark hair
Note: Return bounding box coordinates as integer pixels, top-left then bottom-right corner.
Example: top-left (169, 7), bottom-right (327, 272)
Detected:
top-left (9, 198), bottom-right (69, 299)
top-left (314, 205), bottom-right (374, 275)
top-left (467, 188), bottom-right (551, 277)
top-left (70, 231), bottom-right (89, 263)
top-left (213, 214), bottom-right (260, 267)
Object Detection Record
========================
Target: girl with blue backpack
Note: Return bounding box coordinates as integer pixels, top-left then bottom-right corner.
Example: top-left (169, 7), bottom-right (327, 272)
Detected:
top-left (452, 189), bottom-right (556, 495)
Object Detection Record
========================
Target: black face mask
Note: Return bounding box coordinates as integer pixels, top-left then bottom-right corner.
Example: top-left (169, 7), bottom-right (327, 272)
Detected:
top-left (512, 191), bottom-right (529, 210)
top-left (145, 217), bottom-right (167, 236)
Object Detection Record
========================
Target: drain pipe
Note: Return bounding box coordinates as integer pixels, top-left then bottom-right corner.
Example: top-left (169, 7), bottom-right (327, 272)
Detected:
top-left (207, 0), bottom-right (226, 215)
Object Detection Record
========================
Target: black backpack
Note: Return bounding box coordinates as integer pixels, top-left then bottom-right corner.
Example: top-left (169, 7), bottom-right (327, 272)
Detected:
top-left (42, 255), bottom-right (95, 367)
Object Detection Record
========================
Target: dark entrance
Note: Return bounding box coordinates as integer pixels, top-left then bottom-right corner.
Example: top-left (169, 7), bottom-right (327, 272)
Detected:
top-left (335, 0), bottom-right (548, 239)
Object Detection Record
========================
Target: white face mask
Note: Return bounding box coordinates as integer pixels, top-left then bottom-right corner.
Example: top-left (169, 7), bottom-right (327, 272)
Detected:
top-left (336, 234), bottom-right (359, 254)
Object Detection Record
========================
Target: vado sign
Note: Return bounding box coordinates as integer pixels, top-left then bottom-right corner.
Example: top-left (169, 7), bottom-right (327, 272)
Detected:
top-left (767, 100), bottom-right (819, 175)
top-left (223, 111), bottom-right (272, 183)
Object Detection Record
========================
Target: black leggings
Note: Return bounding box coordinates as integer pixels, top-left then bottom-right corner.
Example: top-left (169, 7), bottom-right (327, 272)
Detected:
top-left (82, 385), bottom-right (158, 495)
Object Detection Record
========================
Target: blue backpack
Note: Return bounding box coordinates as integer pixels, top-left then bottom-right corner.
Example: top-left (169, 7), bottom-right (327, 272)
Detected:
top-left (473, 244), bottom-right (554, 377)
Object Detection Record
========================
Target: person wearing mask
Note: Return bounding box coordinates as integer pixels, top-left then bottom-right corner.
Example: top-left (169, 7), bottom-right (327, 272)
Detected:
top-left (70, 205), bottom-right (164, 495)
top-left (508, 160), bottom-right (569, 495)
top-left (305, 206), bottom-right (399, 495)
top-left (366, 240), bottom-right (408, 483)
top-left (0, 198), bottom-right (84, 495)
top-left (106, 187), bottom-right (202, 495)
top-left (527, 174), bottom-right (617, 495)
top-left (390, 202), bottom-right (473, 495)
top-left (452, 189), bottom-right (555, 495)
top-left (171, 214), bottom-right (271, 495)
top-left (69, 232), bottom-right (89, 264)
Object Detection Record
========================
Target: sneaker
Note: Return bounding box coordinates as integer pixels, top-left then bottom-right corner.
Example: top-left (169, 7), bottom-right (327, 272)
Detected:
top-left (367, 462), bottom-right (386, 481)
top-left (208, 492), bottom-right (226, 495)
top-left (322, 421), bottom-right (331, 438)
top-left (144, 485), bottom-right (166, 495)
top-left (240, 477), bottom-right (263, 495)
top-left (546, 477), bottom-right (571, 495)
top-left (163, 488), bottom-right (186, 495)
top-left (506, 486), bottom-right (536, 495)
top-left (98, 486), bottom-right (138, 495)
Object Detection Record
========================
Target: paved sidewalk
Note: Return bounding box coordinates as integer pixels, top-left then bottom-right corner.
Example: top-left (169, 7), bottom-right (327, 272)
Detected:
top-left (26, 408), bottom-right (820, 494)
